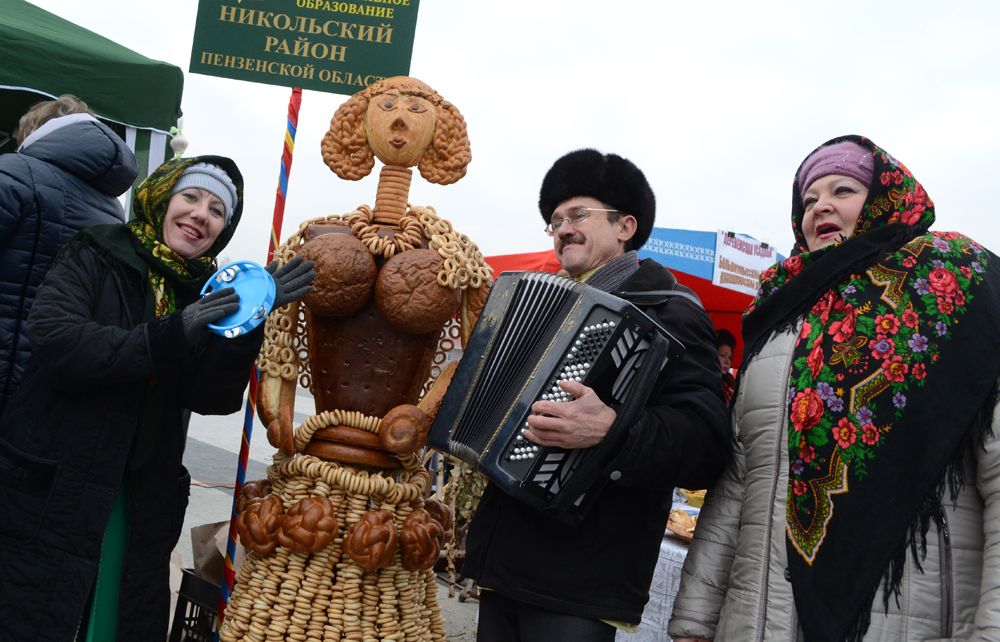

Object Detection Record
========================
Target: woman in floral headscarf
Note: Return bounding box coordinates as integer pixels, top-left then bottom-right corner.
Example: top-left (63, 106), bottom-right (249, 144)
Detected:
top-left (669, 135), bottom-right (1000, 642)
top-left (0, 155), bottom-right (313, 642)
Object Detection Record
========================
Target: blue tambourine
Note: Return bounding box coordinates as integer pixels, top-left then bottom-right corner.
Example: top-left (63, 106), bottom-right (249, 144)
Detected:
top-left (200, 260), bottom-right (276, 338)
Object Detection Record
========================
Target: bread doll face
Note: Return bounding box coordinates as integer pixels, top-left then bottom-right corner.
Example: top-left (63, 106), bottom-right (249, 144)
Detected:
top-left (364, 90), bottom-right (437, 167)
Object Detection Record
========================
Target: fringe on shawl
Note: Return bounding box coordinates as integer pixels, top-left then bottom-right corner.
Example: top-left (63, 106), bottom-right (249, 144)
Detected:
top-left (842, 380), bottom-right (999, 642)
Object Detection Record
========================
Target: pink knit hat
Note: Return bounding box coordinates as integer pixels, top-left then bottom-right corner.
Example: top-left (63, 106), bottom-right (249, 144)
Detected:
top-left (797, 141), bottom-right (874, 198)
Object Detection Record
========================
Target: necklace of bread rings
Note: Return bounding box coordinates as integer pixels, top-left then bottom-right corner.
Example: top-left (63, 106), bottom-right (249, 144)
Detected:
top-left (200, 260), bottom-right (276, 338)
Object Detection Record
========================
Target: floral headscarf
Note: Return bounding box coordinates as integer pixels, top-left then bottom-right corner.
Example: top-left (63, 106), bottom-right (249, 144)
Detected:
top-left (127, 155), bottom-right (244, 316)
top-left (741, 135), bottom-right (999, 642)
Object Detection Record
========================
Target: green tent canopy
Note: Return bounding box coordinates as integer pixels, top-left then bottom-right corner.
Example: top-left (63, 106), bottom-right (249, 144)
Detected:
top-left (0, 0), bottom-right (183, 186)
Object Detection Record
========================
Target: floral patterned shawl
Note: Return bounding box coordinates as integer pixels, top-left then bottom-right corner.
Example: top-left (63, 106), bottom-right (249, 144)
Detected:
top-left (74, 155), bottom-right (244, 319)
top-left (127, 156), bottom-right (217, 316)
top-left (741, 135), bottom-right (1000, 642)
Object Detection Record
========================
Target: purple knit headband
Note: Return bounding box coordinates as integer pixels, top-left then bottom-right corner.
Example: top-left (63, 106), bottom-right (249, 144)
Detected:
top-left (798, 141), bottom-right (874, 198)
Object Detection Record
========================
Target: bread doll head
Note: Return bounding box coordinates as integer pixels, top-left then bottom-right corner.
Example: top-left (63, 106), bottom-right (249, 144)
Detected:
top-left (321, 76), bottom-right (471, 185)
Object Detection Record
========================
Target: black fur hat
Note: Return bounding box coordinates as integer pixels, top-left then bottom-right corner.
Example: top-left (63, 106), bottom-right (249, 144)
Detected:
top-left (538, 149), bottom-right (655, 251)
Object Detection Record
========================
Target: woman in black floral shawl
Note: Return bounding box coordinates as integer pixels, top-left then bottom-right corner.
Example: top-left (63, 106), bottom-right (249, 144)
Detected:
top-left (670, 135), bottom-right (1000, 642)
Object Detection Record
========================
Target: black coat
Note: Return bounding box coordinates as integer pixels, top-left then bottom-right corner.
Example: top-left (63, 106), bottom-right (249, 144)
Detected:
top-left (0, 119), bottom-right (137, 416)
top-left (0, 243), bottom-right (263, 641)
top-left (462, 258), bottom-right (731, 624)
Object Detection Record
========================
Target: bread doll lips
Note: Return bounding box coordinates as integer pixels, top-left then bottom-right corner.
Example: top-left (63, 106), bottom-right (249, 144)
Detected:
top-left (389, 137), bottom-right (408, 148)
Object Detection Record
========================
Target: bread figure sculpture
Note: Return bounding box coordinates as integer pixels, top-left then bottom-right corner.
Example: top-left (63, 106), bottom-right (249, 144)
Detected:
top-left (220, 77), bottom-right (492, 642)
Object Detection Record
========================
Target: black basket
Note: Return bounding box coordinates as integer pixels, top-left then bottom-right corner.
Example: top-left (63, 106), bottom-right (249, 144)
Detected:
top-left (169, 569), bottom-right (219, 642)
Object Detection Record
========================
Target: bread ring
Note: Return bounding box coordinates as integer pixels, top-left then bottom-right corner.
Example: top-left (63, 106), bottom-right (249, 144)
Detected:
top-left (379, 404), bottom-right (431, 454)
top-left (304, 440), bottom-right (400, 469)
top-left (313, 425), bottom-right (383, 450)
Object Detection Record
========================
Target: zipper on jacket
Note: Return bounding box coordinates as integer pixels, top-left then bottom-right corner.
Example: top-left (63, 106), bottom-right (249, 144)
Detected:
top-left (752, 330), bottom-right (802, 642)
top-left (756, 340), bottom-right (796, 641)
top-left (939, 511), bottom-right (953, 638)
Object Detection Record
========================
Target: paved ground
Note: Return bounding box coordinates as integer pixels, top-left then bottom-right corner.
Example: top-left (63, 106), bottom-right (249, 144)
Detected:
top-left (172, 393), bottom-right (479, 640)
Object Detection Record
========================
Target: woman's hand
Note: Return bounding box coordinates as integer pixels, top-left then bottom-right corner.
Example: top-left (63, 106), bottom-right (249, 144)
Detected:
top-left (266, 255), bottom-right (317, 308)
top-left (181, 287), bottom-right (239, 345)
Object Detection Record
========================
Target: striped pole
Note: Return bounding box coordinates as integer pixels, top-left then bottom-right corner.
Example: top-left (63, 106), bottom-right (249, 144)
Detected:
top-left (217, 87), bottom-right (303, 630)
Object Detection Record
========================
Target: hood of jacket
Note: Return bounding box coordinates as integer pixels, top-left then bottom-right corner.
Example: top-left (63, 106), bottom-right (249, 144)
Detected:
top-left (19, 119), bottom-right (138, 198)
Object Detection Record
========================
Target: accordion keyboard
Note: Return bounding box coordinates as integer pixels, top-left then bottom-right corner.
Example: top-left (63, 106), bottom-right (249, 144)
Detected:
top-left (500, 310), bottom-right (653, 496)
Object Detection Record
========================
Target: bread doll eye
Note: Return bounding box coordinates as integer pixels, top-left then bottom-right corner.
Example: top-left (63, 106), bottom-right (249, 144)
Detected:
top-left (379, 98), bottom-right (396, 110)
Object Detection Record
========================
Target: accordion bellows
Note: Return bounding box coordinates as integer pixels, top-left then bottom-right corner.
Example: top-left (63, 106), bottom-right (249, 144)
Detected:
top-left (429, 272), bottom-right (683, 524)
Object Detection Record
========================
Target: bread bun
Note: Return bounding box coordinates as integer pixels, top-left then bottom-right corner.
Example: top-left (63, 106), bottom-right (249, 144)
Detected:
top-left (379, 404), bottom-right (430, 454)
top-left (422, 499), bottom-right (454, 543)
top-left (300, 233), bottom-right (377, 316)
top-left (344, 509), bottom-right (398, 570)
top-left (375, 249), bottom-right (460, 334)
top-left (237, 494), bottom-right (284, 555)
top-left (400, 508), bottom-right (445, 571)
top-left (275, 496), bottom-right (339, 554)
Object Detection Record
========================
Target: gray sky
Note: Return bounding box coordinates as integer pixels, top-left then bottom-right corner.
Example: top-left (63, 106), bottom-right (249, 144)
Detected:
top-left (26, 0), bottom-right (1000, 264)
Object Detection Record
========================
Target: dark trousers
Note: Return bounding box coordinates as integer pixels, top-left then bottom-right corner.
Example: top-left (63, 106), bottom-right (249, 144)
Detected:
top-left (477, 589), bottom-right (617, 642)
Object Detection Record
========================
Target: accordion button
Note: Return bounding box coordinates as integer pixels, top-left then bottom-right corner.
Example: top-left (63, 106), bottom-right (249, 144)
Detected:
top-left (610, 470), bottom-right (622, 481)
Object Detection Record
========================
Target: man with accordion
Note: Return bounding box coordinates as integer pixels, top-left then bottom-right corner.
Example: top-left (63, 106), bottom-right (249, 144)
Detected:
top-left (459, 149), bottom-right (731, 641)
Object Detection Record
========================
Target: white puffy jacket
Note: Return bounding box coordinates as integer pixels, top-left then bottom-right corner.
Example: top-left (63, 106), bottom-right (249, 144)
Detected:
top-left (667, 327), bottom-right (1000, 642)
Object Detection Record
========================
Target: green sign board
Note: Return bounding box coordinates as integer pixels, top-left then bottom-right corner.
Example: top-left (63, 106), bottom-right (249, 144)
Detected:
top-left (189, 0), bottom-right (420, 95)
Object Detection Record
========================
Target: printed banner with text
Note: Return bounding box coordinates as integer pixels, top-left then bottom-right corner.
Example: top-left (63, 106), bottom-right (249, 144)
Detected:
top-left (190, 0), bottom-right (419, 95)
top-left (711, 231), bottom-right (777, 296)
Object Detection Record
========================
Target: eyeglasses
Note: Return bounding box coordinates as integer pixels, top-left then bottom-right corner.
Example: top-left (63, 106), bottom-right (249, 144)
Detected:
top-left (544, 207), bottom-right (620, 236)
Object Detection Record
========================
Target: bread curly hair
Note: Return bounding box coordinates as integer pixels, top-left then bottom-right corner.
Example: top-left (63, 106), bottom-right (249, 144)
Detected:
top-left (321, 76), bottom-right (471, 185)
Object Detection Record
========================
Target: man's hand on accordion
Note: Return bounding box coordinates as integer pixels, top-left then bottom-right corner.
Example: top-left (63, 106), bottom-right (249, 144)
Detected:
top-left (522, 380), bottom-right (617, 449)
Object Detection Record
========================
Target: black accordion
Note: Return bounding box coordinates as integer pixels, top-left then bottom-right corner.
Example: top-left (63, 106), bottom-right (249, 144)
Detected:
top-left (428, 271), bottom-right (684, 524)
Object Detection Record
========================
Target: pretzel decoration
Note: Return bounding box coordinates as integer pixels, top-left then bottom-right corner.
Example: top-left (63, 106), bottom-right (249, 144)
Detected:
top-left (400, 508), bottom-right (445, 571)
top-left (344, 509), bottom-right (398, 571)
top-left (236, 494), bottom-right (284, 556)
top-left (275, 496), bottom-right (339, 555)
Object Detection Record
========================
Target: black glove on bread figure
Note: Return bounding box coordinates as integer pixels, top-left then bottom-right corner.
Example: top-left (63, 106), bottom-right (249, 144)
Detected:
top-left (265, 255), bottom-right (317, 308)
top-left (181, 287), bottom-right (240, 346)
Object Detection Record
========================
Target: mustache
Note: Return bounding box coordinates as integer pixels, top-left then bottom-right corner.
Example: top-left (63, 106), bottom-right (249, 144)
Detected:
top-left (558, 234), bottom-right (585, 249)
